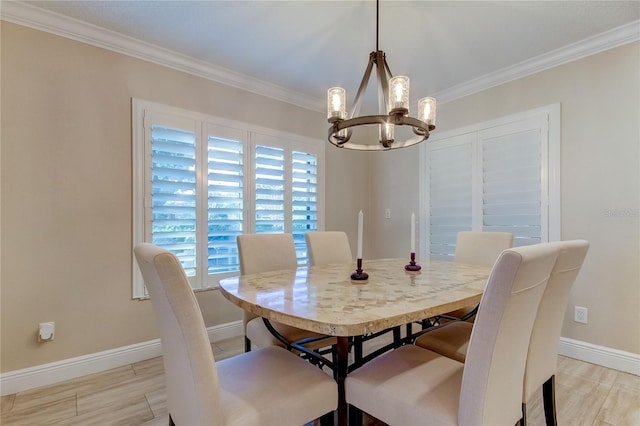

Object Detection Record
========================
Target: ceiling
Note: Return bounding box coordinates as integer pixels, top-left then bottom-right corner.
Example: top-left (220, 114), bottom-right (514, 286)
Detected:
top-left (10, 1), bottom-right (640, 111)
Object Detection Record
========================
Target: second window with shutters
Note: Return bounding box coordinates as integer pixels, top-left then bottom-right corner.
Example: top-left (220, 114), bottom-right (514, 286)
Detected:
top-left (420, 104), bottom-right (560, 260)
top-left (133, 100), bottom-right (324, 298)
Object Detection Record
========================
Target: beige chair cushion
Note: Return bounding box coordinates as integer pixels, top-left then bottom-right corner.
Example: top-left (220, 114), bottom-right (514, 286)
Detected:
top-left (134, 243), bottom-right (337, 425)
top-left (217, 346), bottom-right (338, 425)
top-left (347, 345), bottom-right (464, 425)
top-left (305, 231), bottom-right (353, 266)
top-left (346, 243), bottom-right (557, 426)
top-left (415, 321), bottom-right (473, 362)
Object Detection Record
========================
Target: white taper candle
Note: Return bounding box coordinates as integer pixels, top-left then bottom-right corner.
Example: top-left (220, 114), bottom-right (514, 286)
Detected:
top-left (357, 210), bottom-right (363, 259)
top-left (411, 212), bottom-right (416, 253)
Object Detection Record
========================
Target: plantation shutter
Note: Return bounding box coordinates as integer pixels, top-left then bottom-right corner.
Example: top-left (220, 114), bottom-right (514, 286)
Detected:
top-left (133, 99), bottom-right (325, 298)
top-left (427, 135), bottom-right (474, 259)
top-left (422, 106), bottom-right (557, 261)
top-left (206, 126), bottom-right (246, 274)
top-left (255, 145), bottom-right (285, 234)
top-left (150, 124), bottom-right (198, 278)
top-left (292, 151), bottom-right (318, 263)
top-left (480, 121), bottom-right (544, 246)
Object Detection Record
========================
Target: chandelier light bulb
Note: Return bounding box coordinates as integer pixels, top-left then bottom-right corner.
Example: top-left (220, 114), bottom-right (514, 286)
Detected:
top-left (418, 97), bottom-right (436, 126)
top-left (379, 121), bottom-right (395, 145)
top-left (394, 83), bottom-right (403, 102)
top-left (388, 76), bottom-right (409, 112)
top-left (327, 87), bottom-right (346, 120)
top-left (332, 94), bottom-right (341, 111)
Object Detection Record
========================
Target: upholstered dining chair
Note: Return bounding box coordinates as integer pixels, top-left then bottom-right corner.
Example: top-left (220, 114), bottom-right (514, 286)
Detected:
top-left (415, 240), bottom-right (589, 426)
top-left (305, 231), bottom-right (353, 266)
top-left (525, 240), bottom-right (589, 425)
top-left (237, 233), bottom-right (334, 353)
top-left (440, 231), bottom-right (514, 322)
top-left (134, 243), bottom-right (338, 426)
top-left (345, 243), bottom-right (558, 426)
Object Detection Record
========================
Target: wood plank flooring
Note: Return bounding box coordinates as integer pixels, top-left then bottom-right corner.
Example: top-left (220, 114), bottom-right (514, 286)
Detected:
top-left (2, 335), bottom-right (638, 425)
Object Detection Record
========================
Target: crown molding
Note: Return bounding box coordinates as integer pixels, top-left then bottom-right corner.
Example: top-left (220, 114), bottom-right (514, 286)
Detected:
top-left (433, 20), bottom-right (640, 104)
top-left (0, 1), bottom-right (322, 112)
top-left (2, 2), bottom-right (639, 110)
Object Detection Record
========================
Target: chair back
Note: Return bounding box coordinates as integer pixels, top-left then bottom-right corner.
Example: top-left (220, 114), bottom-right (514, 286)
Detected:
top-left (237, 233), bottom-right (298, 324)
top-left (455, 231), bottom-right (514, 267)
top-left (524, 240), bottom-right (589, 400)
top-left (237, 233), bottom-right (298, 275)
top-left (305, 231), bottom-right (353, 266)
top-left (134, 244), bottom-right (222, 425)
top-left (459, 243), bottom-right (558, 425)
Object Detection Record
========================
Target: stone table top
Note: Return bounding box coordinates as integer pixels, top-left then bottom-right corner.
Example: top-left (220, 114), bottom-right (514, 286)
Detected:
top-left (219, 258), bottom-right (491, 337)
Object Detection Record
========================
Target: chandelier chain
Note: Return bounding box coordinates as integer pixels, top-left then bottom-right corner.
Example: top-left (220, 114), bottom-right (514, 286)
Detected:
top-left (376, 0), bottom-right (379, 52)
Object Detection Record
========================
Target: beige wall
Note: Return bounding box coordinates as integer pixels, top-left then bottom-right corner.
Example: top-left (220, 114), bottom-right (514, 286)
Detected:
top-left (368, 42), bottom-right (640, 354)
top-left (0, 22), bottom-right (366, 372)
top-left (2, 21), bottom-right (638, 373)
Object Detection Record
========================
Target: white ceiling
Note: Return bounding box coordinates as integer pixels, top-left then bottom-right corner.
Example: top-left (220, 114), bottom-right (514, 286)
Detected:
top-left (8, 1), bottom-right (640, 111)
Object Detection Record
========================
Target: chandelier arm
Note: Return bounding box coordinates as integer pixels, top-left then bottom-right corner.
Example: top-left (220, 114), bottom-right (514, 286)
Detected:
top-left (382, 54), bottom-right (394, 80)
top-left (350, 54), bottom-right (376, 119)
top-left (375, 51), bottom-right (391, 113)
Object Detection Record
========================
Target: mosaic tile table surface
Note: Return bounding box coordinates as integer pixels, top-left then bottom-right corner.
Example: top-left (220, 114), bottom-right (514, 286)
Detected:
top-left (219, 258), bottom-right (491, 336)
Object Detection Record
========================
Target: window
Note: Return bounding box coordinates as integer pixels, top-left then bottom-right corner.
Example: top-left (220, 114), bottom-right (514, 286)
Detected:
top-left (420, 104), bottom-right (560, 259)
top-left (133, 100), bottom-right (324, 298)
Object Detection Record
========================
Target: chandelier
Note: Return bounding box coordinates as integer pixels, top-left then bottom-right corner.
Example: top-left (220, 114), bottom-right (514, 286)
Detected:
top-left (327, 0), bottom-right (436, 150)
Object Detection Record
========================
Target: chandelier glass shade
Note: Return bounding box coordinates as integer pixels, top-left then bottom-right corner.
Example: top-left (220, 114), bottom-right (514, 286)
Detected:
top-left (327, 1), bottom-right (436, 151)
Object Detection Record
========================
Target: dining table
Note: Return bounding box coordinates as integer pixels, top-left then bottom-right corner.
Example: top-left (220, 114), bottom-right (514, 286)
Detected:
top-left (218, 257), bottom-right (492, 425)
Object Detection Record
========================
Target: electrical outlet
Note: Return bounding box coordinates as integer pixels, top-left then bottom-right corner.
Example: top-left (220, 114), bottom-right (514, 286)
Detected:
top-left (574, 306), bottom-right (588, 324)
top-left (38, 322), bottom-right (55, 342)
top-left (384, 208), bottom-right (391, 219)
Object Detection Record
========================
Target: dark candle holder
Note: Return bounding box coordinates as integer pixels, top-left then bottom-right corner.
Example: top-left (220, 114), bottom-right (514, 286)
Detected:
top-left (405, 252), bottom-right (422, 271)
top-left (351, 258), bottom-right (369, 282)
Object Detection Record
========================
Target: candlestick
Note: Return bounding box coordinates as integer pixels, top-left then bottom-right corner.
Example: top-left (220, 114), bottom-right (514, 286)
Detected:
top-left (351, 258), bottom-right (369, 282)
top-left (405, 252), bottom-right (422, 272)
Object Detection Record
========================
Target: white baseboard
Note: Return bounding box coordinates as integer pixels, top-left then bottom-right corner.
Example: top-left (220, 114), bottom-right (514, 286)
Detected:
top-left (2, 326), bottom-right (635, 396)
top-left (0, 320), bottom-right (243, 396)
top-left (559, 337), bottom-right (640, 376)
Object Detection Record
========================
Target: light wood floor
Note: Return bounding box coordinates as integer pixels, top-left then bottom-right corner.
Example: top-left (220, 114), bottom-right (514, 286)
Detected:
top-left (2, 335), bottom-right (638, 425)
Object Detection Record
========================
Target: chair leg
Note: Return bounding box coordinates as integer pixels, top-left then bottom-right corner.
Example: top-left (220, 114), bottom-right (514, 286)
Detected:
top-left (244, 336), bottom-right (251, 352)
top-left (348, 404), bottom-right (363, 426)
top-left (543, 375), bottom-right (558, 426)
top-left (319, 410), bottom-right (335, 426)
top-left (169, 414), bottom-right (176, 426)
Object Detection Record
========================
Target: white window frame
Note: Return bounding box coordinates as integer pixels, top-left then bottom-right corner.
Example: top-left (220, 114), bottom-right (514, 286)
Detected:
top-left (419, 103), bottom-right (560, 258)
top-left (132, 99), bottom-right (325, 298)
